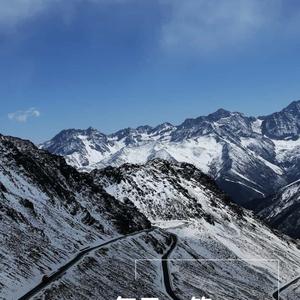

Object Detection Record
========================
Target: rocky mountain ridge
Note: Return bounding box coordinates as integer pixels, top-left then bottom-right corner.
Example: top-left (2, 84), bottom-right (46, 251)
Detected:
top-left (41, 100), bottom-right (300, 205)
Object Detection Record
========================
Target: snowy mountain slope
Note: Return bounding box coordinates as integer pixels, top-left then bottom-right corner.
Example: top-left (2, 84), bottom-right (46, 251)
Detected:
top-left (93, 159), bottom-right (241, 222)
top-left (281, 280), bottom-right (300, 299)
top-left (165, 220), bottom-right (300, 300)
top-left (30, 229), bottom-right (173, 300)
top-left (251, 179), bottom-right (300, 238)
top-left (92, 159), bottom-right (300, 299)
top-left (41, 100), bottom-right (300, 205)
top-left (0, 134), bottom-right (150, 299)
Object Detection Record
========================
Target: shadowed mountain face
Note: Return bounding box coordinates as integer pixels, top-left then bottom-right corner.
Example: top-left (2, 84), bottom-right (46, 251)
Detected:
top-left (0, 134), bottom-right (150, 299)
top-left (249, 179), bottom-right (300, 239)
top-left (41, 100), bottom-right (300, 206)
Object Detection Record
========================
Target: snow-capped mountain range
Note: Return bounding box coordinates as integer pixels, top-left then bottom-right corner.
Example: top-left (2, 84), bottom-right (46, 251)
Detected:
top-left (41, 100), bottom-right (300, 205)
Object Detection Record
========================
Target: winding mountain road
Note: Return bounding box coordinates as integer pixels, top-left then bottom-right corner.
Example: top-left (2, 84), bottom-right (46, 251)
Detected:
top-left (272, 276), bottom-right (300, 300)
top-left (162, 233), bottom-right (181, 300)
top-left (18, 224), bottom-right (182, 300)
top-left (18, 228), bottom-right (155, 300)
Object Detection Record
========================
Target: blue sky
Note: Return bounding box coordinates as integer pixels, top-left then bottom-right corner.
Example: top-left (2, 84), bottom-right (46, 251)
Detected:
top-left (1, 0), bottom-right (300, 142)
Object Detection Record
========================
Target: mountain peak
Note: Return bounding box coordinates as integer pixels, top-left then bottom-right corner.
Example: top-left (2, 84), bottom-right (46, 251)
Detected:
top-left (86, 126), bottom-right (98, 132)
top-left (153, 122), bottom-right (175, 132)
top-left (214, 108), bottom-right (231, 115)
top-left (261, 100), bottom-right (300, 139)
top-left (284, 100), bottom-right (300, 113)
top-left (207, 108), bottom-right (232, 121)
top-left (136, 125), bottom-right (153, 133)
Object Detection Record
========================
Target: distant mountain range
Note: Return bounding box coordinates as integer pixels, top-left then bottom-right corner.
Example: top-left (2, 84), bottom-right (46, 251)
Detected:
top-left (41, 100), bottom-right (300, 206)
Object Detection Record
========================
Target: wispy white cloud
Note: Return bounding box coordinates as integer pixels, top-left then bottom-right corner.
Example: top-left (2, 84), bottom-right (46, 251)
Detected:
top-left (8, 107), bottom-right (40, 123)
top-left (1, 0), bottom-right (300, 55)
top-left (159, 0), bottom-right (298, 54)
top-left (0, 0), bottom-right (51, 29)
top-left (0, 0), bottom-right (130, 31)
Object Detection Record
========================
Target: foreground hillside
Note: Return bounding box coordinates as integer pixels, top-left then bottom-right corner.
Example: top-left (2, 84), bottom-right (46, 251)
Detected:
top-left (94, 159), bottom-right (300, 299)
top-left (0, 135), bottom-right (149, 299)
top-left (28, 229), bottom-right (173, 300)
